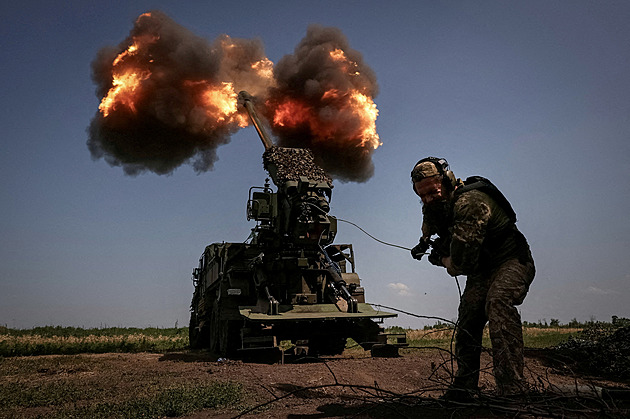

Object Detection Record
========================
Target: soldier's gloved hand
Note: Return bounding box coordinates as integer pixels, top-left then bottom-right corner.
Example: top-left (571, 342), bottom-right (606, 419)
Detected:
top-left (410, 242), bottom-right (427, 260)
top-left (428, 249), bottom-right (443, 266)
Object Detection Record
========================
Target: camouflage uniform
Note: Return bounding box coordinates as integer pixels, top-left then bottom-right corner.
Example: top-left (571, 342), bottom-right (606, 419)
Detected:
top-left (443, 188), bottom-right (535, 395)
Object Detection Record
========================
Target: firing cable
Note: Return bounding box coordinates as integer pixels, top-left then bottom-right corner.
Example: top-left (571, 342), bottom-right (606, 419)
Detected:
top-left (336, 218), bottom-right (412, 251)
top-left (334, 213), bottom-right (463, 301)
top-left (254, 200), bottom-right (464, 368)
top-left (284, 203), bottom-right (461, 301)
top-left (302, 202), bottom-right (412, 251)
top-left (304, 199), bottom-right (465, 379)
top-left (367, 303), bottom-right (457, 326)
top-left (334, 212), bottom-right (462, 303)
top-left (300, 203), bottom-right (462, 302)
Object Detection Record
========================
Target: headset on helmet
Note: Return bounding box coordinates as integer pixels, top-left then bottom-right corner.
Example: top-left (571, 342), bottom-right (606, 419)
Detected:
top-left (411, 157), bottom-right (458, 191)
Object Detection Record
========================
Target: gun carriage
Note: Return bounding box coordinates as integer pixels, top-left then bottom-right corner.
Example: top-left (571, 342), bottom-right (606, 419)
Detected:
top-left (189, 92), bottom-right (399, 360)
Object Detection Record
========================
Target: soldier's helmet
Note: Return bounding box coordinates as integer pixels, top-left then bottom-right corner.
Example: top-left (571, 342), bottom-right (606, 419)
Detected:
top-left (411, 157), bottom-right (458, 191)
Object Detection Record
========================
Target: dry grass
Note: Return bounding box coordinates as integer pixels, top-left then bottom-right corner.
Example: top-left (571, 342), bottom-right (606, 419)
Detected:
top-left (0, 333), bottom-right (188, 356)
top-left (400, 326), bottom-right (582, 349)
top-left (0, 326), bottom-right (582, 357)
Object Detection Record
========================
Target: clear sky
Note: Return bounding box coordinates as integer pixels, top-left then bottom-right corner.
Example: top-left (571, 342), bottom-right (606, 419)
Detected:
top-left (1, 1), bottom-right (629, 330)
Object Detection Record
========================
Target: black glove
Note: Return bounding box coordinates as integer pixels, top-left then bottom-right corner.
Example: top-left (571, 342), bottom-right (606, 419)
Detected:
top-left (410, 243), bottom-right (425, 260)
top-left (410, 238), bottom-right (431, 260)
top-left (428, 248), bottom-right (444, 266)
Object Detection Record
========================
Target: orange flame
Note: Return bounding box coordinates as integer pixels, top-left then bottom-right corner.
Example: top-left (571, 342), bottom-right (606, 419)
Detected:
top-left (271, 88), bottom-right (381, 150)
top-left (348, 91), bottom-right (380, 149)
top-left (251, 58), bottom-right (274, 80)
top-left (112, 43), bottom-right (138, 67)
top-left (328, 48), bottom-right (361, 76)
top-left (97, 18), bottom-right (255, 131)
top-left (98, 13), bottom-right (159, 118)
top-left (329, 48), bottom-right (346, 62)
top-left (91, 12), bottom-right (383, 180)
top-left (272, 98), bottom-right (312, 127)
top-left (191, 81), bottom-right (249, 128)
top-left (99, 69), bottom-right (150, 117)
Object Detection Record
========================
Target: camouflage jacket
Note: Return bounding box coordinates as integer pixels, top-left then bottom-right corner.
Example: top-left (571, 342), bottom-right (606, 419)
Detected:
top-left (448, 188), bottom-right (529, 275)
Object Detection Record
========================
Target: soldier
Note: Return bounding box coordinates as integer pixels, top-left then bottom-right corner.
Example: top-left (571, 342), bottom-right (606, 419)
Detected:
top-left (410, 157), bottom-right (535, 401)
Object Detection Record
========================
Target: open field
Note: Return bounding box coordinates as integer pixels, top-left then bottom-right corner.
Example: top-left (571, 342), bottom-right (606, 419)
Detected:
top-left (402, 326), bottom-right (583, 350)
top-left (1, 326), bottom-right (629, 418)
top-left (0, 325), bottom-right (580, 358)
top-left (0, 326), bottom-right (188, 357)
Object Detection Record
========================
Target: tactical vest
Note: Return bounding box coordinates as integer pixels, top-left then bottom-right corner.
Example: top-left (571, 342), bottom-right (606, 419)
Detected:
top-left (455, 176), bottom-right (517, 222)
top-left (453, 176), bottom-right (530, 269)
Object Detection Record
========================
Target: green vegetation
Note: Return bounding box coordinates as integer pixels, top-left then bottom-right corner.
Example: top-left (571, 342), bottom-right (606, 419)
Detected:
top-left (53, 382), bottom-right (242, 419)
top-left (4, 318), bottom-right (625, 357)
top-left (1, 319), bottom-right (626, 418)
top-left (3, 319), bottom-right (615, 357)
top-left (0, 380), bottom-right (98, 410)
top-left (394, 327), bottom-right (580, 351)
top-left (521, 328), bottom-right (579, 348)
top-left (0, 325), bottom-right (188, 338)
top-left (0, 326), bottom-right (189, 357)
top-left (0, 379), bottom-right (243, 419)
top-left (0, 352), bottom-right (245, 419)
top-left (555, 322), bottom-right (630, 380)
top-left (388, 316), bottom-right (629, 351)
top-left (521, 315), bottom-right (630, 329)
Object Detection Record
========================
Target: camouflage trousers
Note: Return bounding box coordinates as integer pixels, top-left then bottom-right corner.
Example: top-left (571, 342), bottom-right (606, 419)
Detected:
top-left (452, 252), bottom-right (535, 395)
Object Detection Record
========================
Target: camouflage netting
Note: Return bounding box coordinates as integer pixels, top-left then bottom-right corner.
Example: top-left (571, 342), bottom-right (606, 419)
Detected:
top-left (263, 146), bottom-right (332, 185)
top-left (552, 324), bottom-right (630, 380)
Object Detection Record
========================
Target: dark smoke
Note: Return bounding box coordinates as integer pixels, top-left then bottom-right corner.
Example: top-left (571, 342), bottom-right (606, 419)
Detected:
top-left (87, 11), bottom-right (269, 176)
top-left (264, 24), bottom-right (380, 182)
top-left (88, 14), bottom-right (380, 182)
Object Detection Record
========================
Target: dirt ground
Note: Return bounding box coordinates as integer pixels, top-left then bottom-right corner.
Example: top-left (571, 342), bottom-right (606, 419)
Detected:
top-left (3, 347), bottom-right (629, 419)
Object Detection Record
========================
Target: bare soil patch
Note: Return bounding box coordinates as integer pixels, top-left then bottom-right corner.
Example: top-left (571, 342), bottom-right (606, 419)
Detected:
top-left (2, 349), bottom-right (629, 418)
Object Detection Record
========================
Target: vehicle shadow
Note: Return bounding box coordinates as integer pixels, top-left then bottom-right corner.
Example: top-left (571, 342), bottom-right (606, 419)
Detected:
top-left (158, 350), bottom-right (220, 362)
top-left (158, 349), bottom-right (341, 364)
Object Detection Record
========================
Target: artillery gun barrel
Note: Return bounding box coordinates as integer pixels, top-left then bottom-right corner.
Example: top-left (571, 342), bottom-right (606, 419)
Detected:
top-left (238, 91), bottom-right (274, 150)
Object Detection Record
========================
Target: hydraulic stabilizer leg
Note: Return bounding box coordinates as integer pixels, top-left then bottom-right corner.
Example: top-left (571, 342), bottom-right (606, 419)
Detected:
top-left (251, 253), bottom-right (279, 315)
top-left (321, 251), bottom-right (358, 313)
top-left (263, 286), bottom-right (279, 315)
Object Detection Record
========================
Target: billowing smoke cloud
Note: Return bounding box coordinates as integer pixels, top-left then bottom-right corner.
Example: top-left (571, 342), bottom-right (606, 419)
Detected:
top-left (88, 13), bottom-right (380, 181)
top-left (87, 11), bottom-right (272, 175)
top-left (264, 25), bottom-right (380, 182)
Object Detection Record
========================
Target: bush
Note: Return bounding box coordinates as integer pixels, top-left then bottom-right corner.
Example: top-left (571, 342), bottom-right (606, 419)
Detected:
top-left (554, 324), bottom-right (630, 380)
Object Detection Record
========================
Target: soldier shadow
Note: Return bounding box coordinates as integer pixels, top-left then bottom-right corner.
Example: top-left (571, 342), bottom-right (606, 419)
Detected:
top-left (285, 399), bottom-right (467, 419)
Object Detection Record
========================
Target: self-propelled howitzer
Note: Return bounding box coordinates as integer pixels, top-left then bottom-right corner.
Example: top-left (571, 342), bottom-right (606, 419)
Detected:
top-left (188, 91), bottom-right (400, 360)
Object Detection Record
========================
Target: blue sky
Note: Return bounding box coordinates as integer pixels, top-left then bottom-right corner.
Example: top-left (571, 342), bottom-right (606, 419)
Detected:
top-left (1, 1), bottom-right (629, 329)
